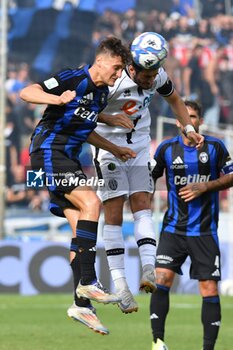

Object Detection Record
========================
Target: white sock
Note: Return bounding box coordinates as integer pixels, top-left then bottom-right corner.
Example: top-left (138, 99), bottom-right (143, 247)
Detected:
top-left (133, 209), bottom-right (156, 268)
top-left (103, 224), bottom-right (126, 283)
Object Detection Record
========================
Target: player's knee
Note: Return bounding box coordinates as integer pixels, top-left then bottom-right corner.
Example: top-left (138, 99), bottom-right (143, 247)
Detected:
top-left (155, 269), bottom-right (174, 287)
top-left (200, 280), bottom-right (218, 297)
top-left (105, 212), bottom-right (123, 226)
top-left (130, 193), bottom-right (151, 211)
top-left (85, 195), bottom-right (101, 210)
top-left (104, 200), bottom-right (123, 225)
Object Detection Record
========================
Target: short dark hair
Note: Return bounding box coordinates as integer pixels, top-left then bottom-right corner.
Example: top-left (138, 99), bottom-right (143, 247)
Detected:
top-left (95, 37), bottom-right (131, 66)
top-left (184, 99), bottom-right (202, 118)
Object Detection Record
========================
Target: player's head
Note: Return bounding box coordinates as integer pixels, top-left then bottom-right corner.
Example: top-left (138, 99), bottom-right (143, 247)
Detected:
top-left (129, 32), bottom-right (168, 89)
top-left (94, 37), bottom-right (131, 87)
top-left (177, 100), bottom-right (203, 133)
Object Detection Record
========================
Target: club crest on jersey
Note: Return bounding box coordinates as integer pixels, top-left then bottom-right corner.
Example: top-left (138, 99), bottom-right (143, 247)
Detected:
top-left (108, 179), bottom-right (118, 190)
top-left (199, 152), bottom-right (208, 163)
top-left (123, 89), bottom-right (131, 97)
top-left (101, 92), bottom-right (107, 105)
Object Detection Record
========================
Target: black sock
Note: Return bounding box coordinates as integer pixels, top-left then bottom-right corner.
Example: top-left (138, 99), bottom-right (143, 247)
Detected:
top-left (76, 220), bottom-right (98, 285)
top-left (202, 296), bottom-right (221, 350)
top-left (150, 284), bottom-right (170, 342)
top-left (70, 238), bottom-right (91, 307)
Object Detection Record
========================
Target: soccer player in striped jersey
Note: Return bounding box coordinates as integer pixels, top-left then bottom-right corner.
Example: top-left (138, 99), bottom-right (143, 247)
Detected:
top-left (91, 33), bottom-right (204, 314)
top-left (20, 37), bottom-right (136, 335)
top-left (150, 100), bottom-right (233, 350)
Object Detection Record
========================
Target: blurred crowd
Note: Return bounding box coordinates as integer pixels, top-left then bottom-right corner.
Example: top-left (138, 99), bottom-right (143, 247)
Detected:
top-left (5, 0), bottom-right (233, 212)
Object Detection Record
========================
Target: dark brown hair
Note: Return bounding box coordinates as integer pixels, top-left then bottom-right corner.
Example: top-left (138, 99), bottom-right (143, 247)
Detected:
top-left (184, 100), bottom-right (202, 118)
top-left (95, 37), bottom-right (131, 65)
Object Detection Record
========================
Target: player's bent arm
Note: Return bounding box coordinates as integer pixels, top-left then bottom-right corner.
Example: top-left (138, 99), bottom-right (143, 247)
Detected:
top-left (164, 89), bottom-right (204, 148)
top-left (87, 131), bottom-right (136, 161)
top-left (20, 84), bottom-right (76, 105)
top-left (98, 113), bottom-right (134, 129)
top-left (179, 174), bottom-right (233, 202)
top-left (164, 89), bottom-right (193, 127)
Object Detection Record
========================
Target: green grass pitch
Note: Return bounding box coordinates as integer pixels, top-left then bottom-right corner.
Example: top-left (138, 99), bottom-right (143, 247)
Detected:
top-left (0, 294), bottom-right (232, 350)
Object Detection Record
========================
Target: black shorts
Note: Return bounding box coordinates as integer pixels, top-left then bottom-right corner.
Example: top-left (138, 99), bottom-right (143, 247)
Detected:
top-left (30, 149), bottom-right (87, 217)
top-left (155, 231), bottom-right (221, 281)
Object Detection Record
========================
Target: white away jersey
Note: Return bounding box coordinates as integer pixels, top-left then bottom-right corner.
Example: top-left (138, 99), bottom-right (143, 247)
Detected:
top-left (95, 67), bottom-right (173, 146)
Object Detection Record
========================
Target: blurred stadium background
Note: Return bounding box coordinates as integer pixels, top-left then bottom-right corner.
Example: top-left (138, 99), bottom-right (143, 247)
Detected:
top-left (0, 0), bottom-right (233, 311)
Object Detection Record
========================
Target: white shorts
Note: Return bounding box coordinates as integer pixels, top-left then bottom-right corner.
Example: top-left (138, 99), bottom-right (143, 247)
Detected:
top-left (92, 141), bottom-right (154, 202)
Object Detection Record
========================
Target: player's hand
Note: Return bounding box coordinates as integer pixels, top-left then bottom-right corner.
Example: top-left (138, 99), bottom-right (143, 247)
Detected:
top-left (186, 131), bottom-right (204, 149)
top-left (58, 90), bottom-right (76, 105)
top-left (112, 146), bottom-right (136, 162)
top-left (106, 114), bottom-right (134, 129)
top-left (179, 183), bottom-right (207, 202)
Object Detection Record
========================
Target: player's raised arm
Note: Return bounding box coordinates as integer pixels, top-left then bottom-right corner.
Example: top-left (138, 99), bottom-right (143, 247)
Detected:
top-left (87, 130), bottom-right (136, 161)
top-left (164, 89), bottom-right (204, 149)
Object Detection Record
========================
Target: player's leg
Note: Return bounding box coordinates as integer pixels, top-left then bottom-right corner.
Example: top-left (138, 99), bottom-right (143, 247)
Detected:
top-left (64, 207), bottom-right (109, 335)
top-left (151, 232), bottom-right (187, 349)
top-left (103, 195), bottom-right (138, 313)
top-left (64, 208), bottom-right (93, 308)
top-left (65, 187), bottom-right (121, 304)
top-left (199, 280), bottom-right (221, 350)
top-left (150, 267), bottom-right (174, 350)
top-left (129, 191), bottom-right (157, 293)
top-left (189, 235), bottom-right (222, 350)
top-left (93, 150), bottom-right (138, 312)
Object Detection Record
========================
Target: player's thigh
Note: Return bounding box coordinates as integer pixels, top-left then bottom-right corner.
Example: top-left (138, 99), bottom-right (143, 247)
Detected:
top-left (128, 146), bottom-right (154, 196)
top-left (65, 186), bottom-right (101, 219)
top-left (103, 196), bottom-right (125, 225)
top-left (156, 232), bottom-right (188, 275)
top-left (188, 235), bottom-right (221, 281)
top-left (30, 149), bottom-right (87, 193)
top-left (95, 151), bottom-right (129, 202)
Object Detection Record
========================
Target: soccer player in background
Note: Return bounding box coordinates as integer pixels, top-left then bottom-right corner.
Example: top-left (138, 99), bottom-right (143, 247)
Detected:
top-left (150, 100), bottom-right (233, 350)
top-left (20, 37), bottom-right (136, 335)
top-left (91, 32), bottom-right (204, 313)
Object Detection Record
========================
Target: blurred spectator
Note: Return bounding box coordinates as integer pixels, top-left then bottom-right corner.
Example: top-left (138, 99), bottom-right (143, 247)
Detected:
top-left (206, 45), bottom-right (233, 124)
top-left (8, 63), bottom-right (31, 104)
top-left (201, 0), bottom-right (226, 18)
top-left (183, 44), bottom-right (214, 114)
top-left (5, 99), bottom-right (20, 187)
top-left (121, 9), bottom-right (144, 43)
top-left (170, 0), bottom-right (194, 17)
top-left (6, 164), bottom-right (32, 208)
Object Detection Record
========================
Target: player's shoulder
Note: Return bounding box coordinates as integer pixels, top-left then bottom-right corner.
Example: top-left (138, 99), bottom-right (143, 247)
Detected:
top-left (55, 65), bottom-right (87, 81)
top-left (204, 134), bottom-right (226, 148)
top-left (154, 67), bottom-right (169, 88)
top-left (156, 136), bottom-right (179, 153)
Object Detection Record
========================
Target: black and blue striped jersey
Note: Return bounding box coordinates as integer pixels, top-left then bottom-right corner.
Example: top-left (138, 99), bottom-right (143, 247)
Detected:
top-left (153, 135), bottom-right (233, 236)
top-left (29, 65), bottom-right (109, 161)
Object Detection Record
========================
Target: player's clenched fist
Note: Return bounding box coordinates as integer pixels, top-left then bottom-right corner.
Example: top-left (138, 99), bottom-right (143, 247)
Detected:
top-left (58, 90), bottom-right (76, 105)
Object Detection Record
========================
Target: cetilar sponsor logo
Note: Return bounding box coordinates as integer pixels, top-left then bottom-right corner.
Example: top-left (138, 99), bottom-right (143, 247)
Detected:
top-left (174, 174), bottom-right (211, 185)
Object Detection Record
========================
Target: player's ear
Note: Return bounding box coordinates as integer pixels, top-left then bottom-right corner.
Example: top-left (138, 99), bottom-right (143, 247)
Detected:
top-left (95, 55), bottom-right (102, 67)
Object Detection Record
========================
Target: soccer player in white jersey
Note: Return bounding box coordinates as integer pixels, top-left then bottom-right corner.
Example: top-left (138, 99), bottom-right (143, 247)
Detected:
top-left (92, 32), bottom-right (204, 313)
